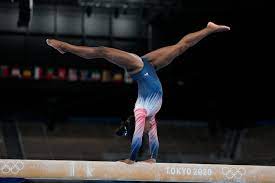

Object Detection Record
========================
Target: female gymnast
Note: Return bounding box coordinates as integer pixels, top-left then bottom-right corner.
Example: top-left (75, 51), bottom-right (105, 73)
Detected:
top-left (46, 22), bottom-right (230, 164)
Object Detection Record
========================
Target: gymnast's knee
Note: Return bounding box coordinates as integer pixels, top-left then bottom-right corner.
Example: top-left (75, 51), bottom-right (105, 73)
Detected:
top-left (175, 43), bottom-right (190, 55)
top-left (95, 46), bottom-right (108, 57)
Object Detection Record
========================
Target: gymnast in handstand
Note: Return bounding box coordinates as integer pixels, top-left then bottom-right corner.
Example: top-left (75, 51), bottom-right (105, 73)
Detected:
top-left (46, 22), bottom-right (230, 164)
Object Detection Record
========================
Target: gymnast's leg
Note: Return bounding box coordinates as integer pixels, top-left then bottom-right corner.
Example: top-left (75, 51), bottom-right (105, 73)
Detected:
top-left (143, 116), bottom-right (159, 163)
top-left (46, 39), bottom-right (143, 73)
top-left (120, 108), bottom-right (147, 164)
top-left (143, 22), bottom-right (230, 70)
top-left (130, 109), bottom-right (147, 162)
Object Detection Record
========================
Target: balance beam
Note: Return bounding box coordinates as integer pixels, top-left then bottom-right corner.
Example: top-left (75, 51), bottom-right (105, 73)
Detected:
top-left (0, 159), bottom-right (275, 182)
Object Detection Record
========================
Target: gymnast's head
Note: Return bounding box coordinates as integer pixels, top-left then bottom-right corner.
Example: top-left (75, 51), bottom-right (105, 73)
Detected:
top-left (116, 115), bottom-right (135, 138)
top-left (115, 115), bottom-right (151, 138)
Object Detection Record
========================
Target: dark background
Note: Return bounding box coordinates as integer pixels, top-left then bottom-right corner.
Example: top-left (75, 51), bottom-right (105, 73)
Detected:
top-left (0, 0), bottom-right (274, 122)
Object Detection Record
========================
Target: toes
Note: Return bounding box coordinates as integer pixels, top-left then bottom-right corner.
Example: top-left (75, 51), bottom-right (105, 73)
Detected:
top-left (220, 26), bottom-right (231, 31)
top-left (46, 39), bottom-right (52, 46)
top-left (225, 26), bottom-right (231, 30)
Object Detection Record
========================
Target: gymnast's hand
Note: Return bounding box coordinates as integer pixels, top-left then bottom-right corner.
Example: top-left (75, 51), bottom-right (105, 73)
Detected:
top-left (118, 159), bottom-right (135, 165)
top-left (141, 158), bottom-right (156, 164)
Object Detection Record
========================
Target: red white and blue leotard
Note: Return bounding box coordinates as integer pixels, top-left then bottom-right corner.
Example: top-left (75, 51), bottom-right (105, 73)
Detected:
top-left (129, 56), bottom-right (163, 161)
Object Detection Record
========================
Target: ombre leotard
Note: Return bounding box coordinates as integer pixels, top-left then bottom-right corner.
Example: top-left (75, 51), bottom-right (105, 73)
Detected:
top-left (129, 56), bottom-right (163, 161)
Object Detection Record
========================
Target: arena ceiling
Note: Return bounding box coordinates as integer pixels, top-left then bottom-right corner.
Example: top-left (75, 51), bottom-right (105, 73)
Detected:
top-left (3, 0), bottom-right (180, 7)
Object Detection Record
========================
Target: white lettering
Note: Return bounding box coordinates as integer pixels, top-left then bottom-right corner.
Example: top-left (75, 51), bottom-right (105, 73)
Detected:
top-left (86, 163), bottom-right (94, 177)
top-left (203, 169), bottom-right (207, 176)
top-left (70, 162), bottom-right (75, 177)
top-left (166, 167), bottom-right (170, 174)
top-left (208, 169), bottom-right (213, 176)
top-left (198, 168), bottom-right (203, 176)
top-left (186, 168), bottom-right (192, 175)
top-left (193, 168), bottom-right (197, 175)
top-left (182, 167), bottom-right (186, 175)
top-left (176, 168), bottom-right (181, 175)
top-left (171, 168), bottom-right (176, 175)
top-left (166, 167), bottom-right (213, 177)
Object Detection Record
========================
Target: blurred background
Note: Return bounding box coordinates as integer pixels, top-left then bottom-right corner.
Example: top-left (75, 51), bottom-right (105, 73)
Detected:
top-left (0, 0), bottom-right (275, 167)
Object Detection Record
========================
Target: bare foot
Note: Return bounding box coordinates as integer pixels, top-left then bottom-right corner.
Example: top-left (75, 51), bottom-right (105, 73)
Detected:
top-left (118, 159), bottom-right (135, 165)
top-left (141, 158), bottom-right (156, 164)
top-left (207, 22), bottom-right (230, 32)
top-left (46, 39), bottom-right (67, 54)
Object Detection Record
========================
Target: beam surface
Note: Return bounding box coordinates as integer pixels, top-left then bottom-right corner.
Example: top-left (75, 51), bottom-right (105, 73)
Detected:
top-left (0, 159), bottom-right (275, 183)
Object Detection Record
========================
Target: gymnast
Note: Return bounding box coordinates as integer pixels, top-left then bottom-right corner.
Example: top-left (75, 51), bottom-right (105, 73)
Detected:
top-left (46, 22), bottom-right (230, 164)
